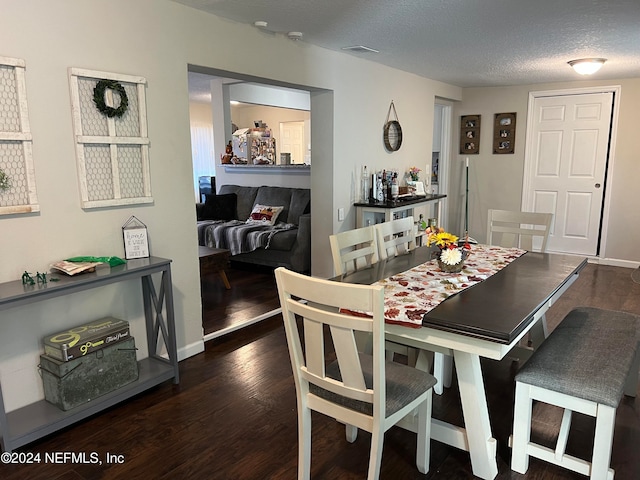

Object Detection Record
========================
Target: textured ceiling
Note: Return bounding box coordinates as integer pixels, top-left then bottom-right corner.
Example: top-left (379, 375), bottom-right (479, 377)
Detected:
top-left (176, 0), bottom-right (640, 88)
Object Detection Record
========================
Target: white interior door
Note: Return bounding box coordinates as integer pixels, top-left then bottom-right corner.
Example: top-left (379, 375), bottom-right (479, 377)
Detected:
top-left (279, 121), bottom-right (305, 164)
top-left (522, 91), bottom-right (614, 255)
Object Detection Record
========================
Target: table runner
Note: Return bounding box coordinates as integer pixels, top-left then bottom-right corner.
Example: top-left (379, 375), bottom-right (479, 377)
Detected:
top-left (348, 244), bottom-right (526, 328)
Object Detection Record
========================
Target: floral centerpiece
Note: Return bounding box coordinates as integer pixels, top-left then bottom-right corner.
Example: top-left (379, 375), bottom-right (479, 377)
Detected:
top-left (408, 166), bottom-right (421, 181)
top-left (426, 228), bottom-right (470, 273)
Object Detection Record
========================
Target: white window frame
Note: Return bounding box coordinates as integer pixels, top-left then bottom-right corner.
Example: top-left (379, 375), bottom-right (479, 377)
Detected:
top-left (69, 68), bottom-right (151, 209)
top-left (0, 56), bottom-right (39, 215)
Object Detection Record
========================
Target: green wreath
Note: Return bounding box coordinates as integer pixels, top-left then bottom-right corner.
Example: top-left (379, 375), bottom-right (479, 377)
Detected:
top-left (93, 79), bottom-right (129, 118)
top-left (0, 168), bottom-right (10, 191)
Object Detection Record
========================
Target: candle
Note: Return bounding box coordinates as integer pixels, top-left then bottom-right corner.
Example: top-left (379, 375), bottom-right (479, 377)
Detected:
top-left (466, 157), bottom-right (469, 168)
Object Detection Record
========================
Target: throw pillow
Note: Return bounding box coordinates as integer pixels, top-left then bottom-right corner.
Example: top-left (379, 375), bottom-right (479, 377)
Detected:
top-left (246, 204), bottom-right (284, 226)
top-left (201, 193), bottom-right (237, 221)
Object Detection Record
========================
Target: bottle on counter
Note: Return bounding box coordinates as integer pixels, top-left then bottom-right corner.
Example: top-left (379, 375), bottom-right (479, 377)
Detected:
top-left (374, 172), bottom-right (384, 203)
top-left (419, 213), bottom-right (427, 231)
top-left (381, 170), bottom-right (386, 203)
top-left (361, 165), bottom-right (369, 203)
top-left (391, 173), bottom-right (399, 200)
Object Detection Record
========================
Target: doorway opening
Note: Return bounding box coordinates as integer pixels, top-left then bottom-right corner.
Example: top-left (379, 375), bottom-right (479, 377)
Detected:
top-left (187, 65), bottom-right (334, 339)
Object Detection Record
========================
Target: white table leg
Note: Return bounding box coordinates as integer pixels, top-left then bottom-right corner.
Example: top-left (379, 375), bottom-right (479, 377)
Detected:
top-left (453, 350), bottom-right (498, 480)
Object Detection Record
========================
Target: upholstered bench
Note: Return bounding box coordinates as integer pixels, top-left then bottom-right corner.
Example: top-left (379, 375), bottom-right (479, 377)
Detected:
top-left (511, 307), bottom-right (640, 480)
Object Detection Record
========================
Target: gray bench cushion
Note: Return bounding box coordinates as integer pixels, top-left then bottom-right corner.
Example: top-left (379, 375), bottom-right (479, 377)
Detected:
top-left (516, 307), bottom-right (640, 407)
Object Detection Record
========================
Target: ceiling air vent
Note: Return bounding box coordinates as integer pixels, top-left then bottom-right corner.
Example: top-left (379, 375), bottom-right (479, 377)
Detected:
top-left (341, 45), bottom-right (379, 54)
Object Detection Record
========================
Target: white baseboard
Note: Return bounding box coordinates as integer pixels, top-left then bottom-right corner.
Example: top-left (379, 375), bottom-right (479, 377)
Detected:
top-left (176, 308), bottom-right (282, 361)
top-left (178, 339), bottom-right (205, 361)
top-left (592, 257), bottom-right (640, 269)
top-left (202, 308), bottom-right (282, 343)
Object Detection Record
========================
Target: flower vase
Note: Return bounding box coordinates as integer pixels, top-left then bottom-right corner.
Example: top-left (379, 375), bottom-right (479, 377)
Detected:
top-left (437, 257), bottom-right (465, 273)
top-left (436, 249), bottom-right (468, 273)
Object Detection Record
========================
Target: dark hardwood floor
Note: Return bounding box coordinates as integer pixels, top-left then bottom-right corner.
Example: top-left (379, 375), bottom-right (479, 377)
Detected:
top-left (2, 263), bottom-right (639, 479)
top-left (201, 261), bottom-right (279, 335)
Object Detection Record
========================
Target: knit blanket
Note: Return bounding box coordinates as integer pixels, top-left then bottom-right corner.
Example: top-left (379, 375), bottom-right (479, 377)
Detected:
top-left (196, 220), bottom-right (296, 255)
top-left (344, 244), bottom-right (526, 328)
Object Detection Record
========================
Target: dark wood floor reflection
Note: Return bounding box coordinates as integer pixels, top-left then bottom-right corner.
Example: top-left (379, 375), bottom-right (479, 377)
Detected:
top-left (2, 263), bottom-right (639, 479)
top-left (201, 261), bottom-right (279, 335)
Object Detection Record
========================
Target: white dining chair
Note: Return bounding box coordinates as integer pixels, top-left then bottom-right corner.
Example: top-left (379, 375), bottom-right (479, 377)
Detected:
top-left (329, 226), bottom-right (379, 275)
top-left (330, 225), bottom-right (402, 368)
top-left (486, 209), bottom-right (553, 253)
top-left (375, 216), bottom-right (416, 261)
top-left (275, 267), bottom-right (436, 479)
top-left (375, 216), bottom-right (416, 365)
top-left (374, 217), bottom-right (452, 394)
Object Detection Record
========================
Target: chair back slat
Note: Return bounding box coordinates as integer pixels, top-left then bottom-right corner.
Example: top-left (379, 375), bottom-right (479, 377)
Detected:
top-left (487, 209), bottom-right (553, 252)
top-left (376, 216), bottom-right (416, 260)
top-left (300, 369), bottom-right (373, 403)
top-left (303, 319), bottom-right (326, 379)
top-left (330, 324), bottom-right (367, 390)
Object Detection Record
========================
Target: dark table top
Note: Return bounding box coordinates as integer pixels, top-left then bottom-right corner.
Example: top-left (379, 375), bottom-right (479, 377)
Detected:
top-left (334, 246), bottom-right (587, 344)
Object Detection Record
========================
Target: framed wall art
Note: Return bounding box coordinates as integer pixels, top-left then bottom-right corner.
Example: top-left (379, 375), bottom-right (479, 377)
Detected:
top-left (69, 68), bottom-right (151, 209)
top-left (0, 56), bottom-right (40, 215)
top-left (459, 115), bottom-right (481, 154)
top-left (493, 112), bottom-right (516, 154)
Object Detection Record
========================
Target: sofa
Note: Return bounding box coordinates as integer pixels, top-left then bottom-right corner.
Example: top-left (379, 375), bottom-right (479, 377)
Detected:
top-left (196, 184), bottom-right (311, 273)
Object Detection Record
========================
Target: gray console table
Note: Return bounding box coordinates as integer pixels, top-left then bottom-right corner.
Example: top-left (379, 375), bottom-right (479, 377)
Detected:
top-left (0, 256), bottom-right (179, 452)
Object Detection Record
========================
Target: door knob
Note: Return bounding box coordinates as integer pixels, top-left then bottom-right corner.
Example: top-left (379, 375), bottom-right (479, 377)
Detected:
top-left (595, 183), bottom-right (601, 188)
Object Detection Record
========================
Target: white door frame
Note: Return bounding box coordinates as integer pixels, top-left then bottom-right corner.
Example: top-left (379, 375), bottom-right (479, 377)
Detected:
top-left (522, 85), bottom-right (621, 260)
top-left (435, 101), bottom-right (452, 229)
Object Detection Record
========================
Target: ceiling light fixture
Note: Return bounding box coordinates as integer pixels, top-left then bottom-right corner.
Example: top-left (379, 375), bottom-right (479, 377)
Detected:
top-left (287, 31), bottom-right (303, 41)
top-left (568, 58), bottom-right (606, 75)
top-left (253, 21), bottom-right (268, 28)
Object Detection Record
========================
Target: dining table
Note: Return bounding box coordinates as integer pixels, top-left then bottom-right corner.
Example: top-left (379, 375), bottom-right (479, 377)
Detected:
top-left (333, 244), bottom-right (588, 480)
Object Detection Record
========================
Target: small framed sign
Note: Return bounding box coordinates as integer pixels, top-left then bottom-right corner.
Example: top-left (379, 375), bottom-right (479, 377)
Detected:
top-left (122, 215), bottom-right (149, 259)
